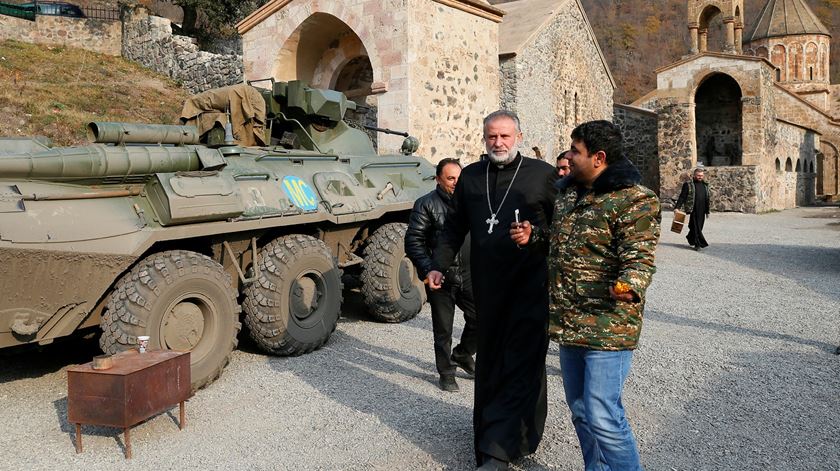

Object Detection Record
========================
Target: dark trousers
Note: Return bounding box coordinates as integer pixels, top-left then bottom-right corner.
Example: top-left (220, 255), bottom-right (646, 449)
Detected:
top-left (426, 279), bottom-right (478, 375)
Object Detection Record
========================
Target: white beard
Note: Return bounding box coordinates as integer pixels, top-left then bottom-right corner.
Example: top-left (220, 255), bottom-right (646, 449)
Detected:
top-left (487, 141), bottom-right (520, 165)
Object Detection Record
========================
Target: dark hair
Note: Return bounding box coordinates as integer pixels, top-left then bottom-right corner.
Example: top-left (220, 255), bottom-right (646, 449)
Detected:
top-left (483, 110), bottom-right (521, 133)
top-left (436, 158), bottom-right (461, 176)
top-left (556, 150), bottom-right (569, 163)
top-left (570, 120), bottom-right (624, 164)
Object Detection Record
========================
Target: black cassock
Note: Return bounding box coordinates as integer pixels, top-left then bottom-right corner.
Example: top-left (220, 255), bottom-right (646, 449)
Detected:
top-left (432, 153), bottom-right (558, 465)
top-left (678, 181), bottom-right (709, 248)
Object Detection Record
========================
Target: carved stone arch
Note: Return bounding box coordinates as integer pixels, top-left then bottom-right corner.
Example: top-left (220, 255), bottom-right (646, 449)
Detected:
top-left (795, 159), bottom-right (801, 172)
top-left (273, 11), bottom-right (382, 86)
top-left (805, 42), bottom-right (818, 81)
top-left (820, 43), bottom-right (829, 80)
top-left (272, 12), bottom-right (381, 150)
top-left (771, 44), bottom-right (787, 81)
top-left (755, 46), bottom-right (768, 59)
top-left (775, 158), bottom-right (781, 172)
top-left (698, 5), bottom-right (725, 52)
top-left (785, 157), bottom-right (793, 172)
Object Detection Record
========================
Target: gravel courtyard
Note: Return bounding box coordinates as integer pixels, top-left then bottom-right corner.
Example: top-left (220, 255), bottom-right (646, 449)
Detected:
top-left (1, 207), bottom-right (838, 470)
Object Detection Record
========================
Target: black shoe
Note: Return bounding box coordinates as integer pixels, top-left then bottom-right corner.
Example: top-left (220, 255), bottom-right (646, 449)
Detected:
top-left (477, 455), bottom-right (509, 470)
top-left (451, 353), bottom-right (476, 378)
top-left (438, 374), bottom-right (459, 392)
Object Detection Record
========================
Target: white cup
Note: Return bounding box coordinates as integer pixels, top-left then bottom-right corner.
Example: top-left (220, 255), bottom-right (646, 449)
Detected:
top-left (138, 335), bottom-right (150, 353)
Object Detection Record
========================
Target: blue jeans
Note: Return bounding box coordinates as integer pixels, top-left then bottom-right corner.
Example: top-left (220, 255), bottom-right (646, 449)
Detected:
top-left (558, 346), bottom-right (643, 471)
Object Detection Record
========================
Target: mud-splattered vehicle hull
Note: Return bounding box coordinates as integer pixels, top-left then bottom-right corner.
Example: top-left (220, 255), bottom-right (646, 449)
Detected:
top-left (0, 81), bottom-right (434, 389)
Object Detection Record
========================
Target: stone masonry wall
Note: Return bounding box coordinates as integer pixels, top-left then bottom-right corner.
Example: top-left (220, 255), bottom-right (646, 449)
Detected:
top-left (650, 97), bottom-right (696, 207)
top-left (122, 7), bottom-right (242, 94)
top-left (759, 120), bottom-right (818, 210)
top-left (0, 13), bottom-right (120, 56)
top-left (614, 104), bottom-right (659, 193)
top-left (499, 57), bottom-right (516, 114)
top-left (502, 1), bottom-right (613, 161)
top-left (702, 166), bottom-right (759, 213)
top-left (407, 0), bottom-right (499, 162)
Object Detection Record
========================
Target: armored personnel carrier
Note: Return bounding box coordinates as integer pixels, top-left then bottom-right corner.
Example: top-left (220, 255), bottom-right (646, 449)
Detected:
top-left (0, 80), bottom-right (434, 389)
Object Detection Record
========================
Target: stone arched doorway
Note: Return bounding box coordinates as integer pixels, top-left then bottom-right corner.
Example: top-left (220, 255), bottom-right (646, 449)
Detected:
top-left (273, 12), bottom-right (379, 148)
top-left (817, 142), bottom-right (839, 196)
top-left (695, 73), bottom-right (743, 166)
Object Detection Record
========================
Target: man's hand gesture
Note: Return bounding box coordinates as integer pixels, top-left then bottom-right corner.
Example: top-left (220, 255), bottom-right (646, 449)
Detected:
top-left (510, 221), bottom-right (531, 246)
top-left (426, 270), bottom-right (444, 290)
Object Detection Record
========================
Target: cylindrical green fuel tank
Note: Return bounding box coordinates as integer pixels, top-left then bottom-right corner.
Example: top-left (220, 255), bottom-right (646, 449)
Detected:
top-left (87, 122), bottom-right (200, 145)
top-left (0, 145), bottom-right (201, 181)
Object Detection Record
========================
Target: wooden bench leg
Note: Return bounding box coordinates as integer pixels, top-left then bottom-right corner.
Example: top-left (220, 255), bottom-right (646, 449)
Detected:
top-left (179, 401), bottom-right (185, 430)
top-left (124, 427), bottom-right (131, 459)
top-left (75, 423), bottom-right (82, 453)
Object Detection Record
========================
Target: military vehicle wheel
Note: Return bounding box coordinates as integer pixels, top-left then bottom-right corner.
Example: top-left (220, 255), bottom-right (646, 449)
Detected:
top-left (243, 235), bottom-right (342, 356)
top-left (99, 250), bottom-right (241, 390)
top-left (360, 222), bottom-right (426, 323)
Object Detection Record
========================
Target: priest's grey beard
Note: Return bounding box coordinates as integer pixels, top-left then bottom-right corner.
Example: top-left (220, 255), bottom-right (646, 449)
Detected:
top-left (487, 141), bottom-right (520, 166)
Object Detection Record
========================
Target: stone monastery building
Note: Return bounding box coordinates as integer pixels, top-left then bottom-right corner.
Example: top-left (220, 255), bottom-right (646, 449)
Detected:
top-left (634, 0), bottom-right (840, 212)
top-left (236, 0), bottom-right (838, 213)
top-left (237, 0), bottom-right (614, 164)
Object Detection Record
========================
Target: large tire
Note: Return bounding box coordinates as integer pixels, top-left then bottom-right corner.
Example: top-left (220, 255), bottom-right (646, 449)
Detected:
top-left (360, 222), bottom-right (426, 323)
top-left (99, 250), bottom-right (241, 391)
top-left (243, 235), bottom-right (342, 356)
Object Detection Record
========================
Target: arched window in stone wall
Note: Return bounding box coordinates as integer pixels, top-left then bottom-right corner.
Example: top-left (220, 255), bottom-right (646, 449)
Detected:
top-left (775, 158), bottom-right (781, 172)
top-left (785, 157), bottom-right (792, 172)
top-left (820, 43), bottom-right (828, 81)
top-left (699, 5), bottom-right (726, 52)
top-left (805, 43), bottom-right (818, 82)
top-left (790, 46), bottom-right (801, 81)
top-left (809, 161), bottom-right (814, 173)
top-left (755, 46), bottom-right (768, 59)
top-left (771, 44), bottom-right (787, 81)
top-left (795, 159), bottom-right (801, 172)
top-left (694, 73), bottom-right (743, 167)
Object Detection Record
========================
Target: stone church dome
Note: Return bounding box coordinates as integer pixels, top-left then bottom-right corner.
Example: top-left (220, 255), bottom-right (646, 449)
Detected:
top-left (744, 0), bottom-right (831, 42)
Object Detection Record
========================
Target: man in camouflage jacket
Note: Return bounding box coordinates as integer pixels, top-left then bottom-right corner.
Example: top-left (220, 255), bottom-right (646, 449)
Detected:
top-left (549, 120), bottom-right (660, 471)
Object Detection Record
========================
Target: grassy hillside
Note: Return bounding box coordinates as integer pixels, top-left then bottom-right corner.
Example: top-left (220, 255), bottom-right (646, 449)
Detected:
top-left (580, 0), bottom-right (840, 104)
top-left (0, 40), bottom-right (190, 146)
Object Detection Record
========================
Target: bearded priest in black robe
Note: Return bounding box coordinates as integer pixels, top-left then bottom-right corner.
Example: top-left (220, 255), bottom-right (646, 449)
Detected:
top-left (426, 110), bottom-right (558, 470)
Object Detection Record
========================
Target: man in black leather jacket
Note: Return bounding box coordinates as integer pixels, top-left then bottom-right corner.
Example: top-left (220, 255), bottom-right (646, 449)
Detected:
top-left (405, 158), bottom-right (477, 392)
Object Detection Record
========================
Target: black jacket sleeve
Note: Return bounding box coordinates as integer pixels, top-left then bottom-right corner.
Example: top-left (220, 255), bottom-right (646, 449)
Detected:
top-left (404, 196), bottom-right (434, 279)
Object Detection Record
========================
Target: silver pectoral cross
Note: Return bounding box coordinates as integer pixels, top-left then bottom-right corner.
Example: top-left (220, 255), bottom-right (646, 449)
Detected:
top-left (486, 213), bottom-right (499, 234)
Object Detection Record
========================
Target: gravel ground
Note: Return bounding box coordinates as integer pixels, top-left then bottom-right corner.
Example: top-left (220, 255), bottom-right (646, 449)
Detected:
top-left (1, 207), bottom-right (838, 470)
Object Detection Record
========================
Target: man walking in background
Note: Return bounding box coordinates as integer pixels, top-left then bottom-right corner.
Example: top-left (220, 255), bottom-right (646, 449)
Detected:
top-left (674, 166), bottom-right (711, 251)
top-left (405, 158), bottom-right (477, 392)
